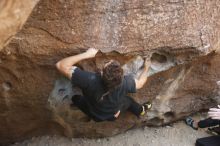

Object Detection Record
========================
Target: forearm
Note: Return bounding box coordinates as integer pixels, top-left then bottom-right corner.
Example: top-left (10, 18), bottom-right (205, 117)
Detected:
top-left (56, 48), bottom-right (98, 78)
top-left (136, 66), bottom-right (149, 89)
top-left (56, 52), bottom-right (92, 68)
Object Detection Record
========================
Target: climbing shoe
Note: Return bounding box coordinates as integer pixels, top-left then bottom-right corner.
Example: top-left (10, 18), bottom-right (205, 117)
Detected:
top-left (143, 101), bottom-right (152, 110)
top-left (140, 101), bottom-right (152, 116)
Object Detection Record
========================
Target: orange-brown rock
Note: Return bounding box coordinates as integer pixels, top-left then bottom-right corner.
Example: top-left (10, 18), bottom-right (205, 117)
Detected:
top-left (1, 0), bottom-right (220, 145)
top-left (0, 0), bottom-right (39, 50)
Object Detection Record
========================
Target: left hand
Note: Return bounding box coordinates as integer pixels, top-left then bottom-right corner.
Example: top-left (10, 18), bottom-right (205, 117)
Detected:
top-left (208, 105), bottom-right (220, 120)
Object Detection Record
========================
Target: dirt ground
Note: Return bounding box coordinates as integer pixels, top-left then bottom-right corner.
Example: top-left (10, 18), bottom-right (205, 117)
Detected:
top-left (12, 113), bottom-right (214, 146)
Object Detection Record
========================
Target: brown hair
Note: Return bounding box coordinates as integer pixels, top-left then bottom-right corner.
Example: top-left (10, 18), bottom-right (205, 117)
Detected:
top-left (102, 60), bottom-right (123, 90)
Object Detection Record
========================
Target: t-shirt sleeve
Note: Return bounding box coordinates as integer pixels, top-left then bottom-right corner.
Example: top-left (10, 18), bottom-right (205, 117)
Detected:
top-left (71, 66), bottom-right (92, 89)
top-left (124, 75), bottom-right (136, 93)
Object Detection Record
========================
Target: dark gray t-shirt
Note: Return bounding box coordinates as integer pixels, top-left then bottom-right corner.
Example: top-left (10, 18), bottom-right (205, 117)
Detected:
top-left (71, 67), bottom-right (136, 120)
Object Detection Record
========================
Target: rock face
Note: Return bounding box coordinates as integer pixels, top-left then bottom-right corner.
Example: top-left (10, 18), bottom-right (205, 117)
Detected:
top-left (1, 0), bottom-right (220, 145)
top-left (0, 0), bottom-right (39, 50)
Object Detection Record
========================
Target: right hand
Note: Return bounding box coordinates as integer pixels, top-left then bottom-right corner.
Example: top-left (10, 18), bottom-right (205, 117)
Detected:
top-left (86, 48), bottom-right (99, 57)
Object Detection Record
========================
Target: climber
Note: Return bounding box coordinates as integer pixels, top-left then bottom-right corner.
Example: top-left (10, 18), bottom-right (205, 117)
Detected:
top-left (56, 48), bottom-right (152, 122)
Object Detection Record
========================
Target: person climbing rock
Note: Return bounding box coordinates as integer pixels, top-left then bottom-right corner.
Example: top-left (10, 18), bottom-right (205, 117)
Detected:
top-left (56, 48), bottom-right (152, 122)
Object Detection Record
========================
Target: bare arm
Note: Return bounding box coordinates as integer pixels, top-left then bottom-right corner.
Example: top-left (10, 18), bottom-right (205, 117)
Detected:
top-left (208, 105), bottom-right (220, 120)
top-left (56, 48), bottom-right (98, 79)
top-left (135, 59), bottom-right (151, 90)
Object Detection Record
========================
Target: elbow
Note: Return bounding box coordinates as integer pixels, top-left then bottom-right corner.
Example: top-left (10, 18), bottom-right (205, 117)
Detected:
top-left (56, 61), bottom-right (61, 70)
top-left (55, 61), bottom-right (71, 78)
top-left (56, 61), bottom-right (64, 72)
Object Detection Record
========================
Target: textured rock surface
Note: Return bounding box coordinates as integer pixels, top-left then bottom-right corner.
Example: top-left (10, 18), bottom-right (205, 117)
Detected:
top-left (0, 0), bottom-right (39, 50)
top-left (1, 0), bottom-right (220, 145)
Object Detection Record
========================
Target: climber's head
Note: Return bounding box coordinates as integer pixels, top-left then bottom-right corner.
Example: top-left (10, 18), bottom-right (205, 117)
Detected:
top-left (102, 60), bottom-right (123, 90)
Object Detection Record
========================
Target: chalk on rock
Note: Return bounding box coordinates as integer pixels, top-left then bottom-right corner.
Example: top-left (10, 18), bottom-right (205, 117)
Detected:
top-left (48, 78), bottom-right (82, 108)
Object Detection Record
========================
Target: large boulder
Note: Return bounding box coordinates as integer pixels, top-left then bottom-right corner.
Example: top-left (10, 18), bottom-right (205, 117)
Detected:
top-left (1, 0), bottom-right (220, 144)
top-left (0, 0), bottom-right (39, 50)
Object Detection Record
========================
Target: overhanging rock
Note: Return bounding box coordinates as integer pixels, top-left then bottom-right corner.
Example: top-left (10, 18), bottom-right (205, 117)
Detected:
top-left (1, 0), bottom-right (220, 145)
top-left (0, 0), bottom-right (39, 50)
